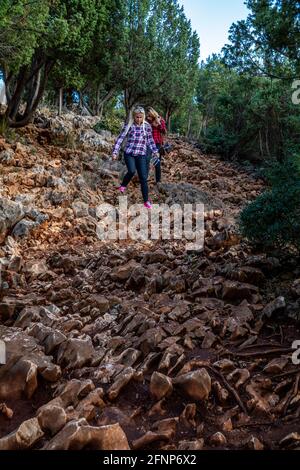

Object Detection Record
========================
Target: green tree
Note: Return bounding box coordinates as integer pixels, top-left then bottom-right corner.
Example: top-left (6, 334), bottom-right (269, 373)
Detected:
top-left (115, 0), bottom-right (200, 117)
top-left (223, 0), bottom-right (300, 79)
top-left (196, 54), bottom-right (300, 162)
top-left (1, 0), bottom-right (101, 127)
top-left (158, 5), bottom-right (200, 129)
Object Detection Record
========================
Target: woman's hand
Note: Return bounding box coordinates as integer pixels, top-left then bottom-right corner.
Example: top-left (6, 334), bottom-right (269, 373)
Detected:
top-left (153, 117), bottom-right (161, 127)
top-left (112, 154), bottom-right (118, 161)
top-left (151, 153), bottom-right (160, 166)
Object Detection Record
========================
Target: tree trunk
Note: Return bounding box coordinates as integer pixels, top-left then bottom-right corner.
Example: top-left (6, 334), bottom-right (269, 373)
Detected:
top-left (197, 122), bottom-right (202, 140)
top-left (79, 92), bottom-right (93, 116)
top-left (265, 128), bottom-right (270, 157)
top-left (32, 69), bottom-right (41, 106)
top-left (166, 111), bottom-right (171, 132)
top-left (186, 112), bottom-right (192, 138)
top-left (58, 87), bottom-right (63, 116)
top-left (23, 69), bottom-right (41, 117)
top-left (96, 87), bottom-right (116, 116)
top-left (95, 83), bottom-right (101, 115)
top-left (259, 129), bottom-right (263, 156)
top-left (98, 104), bottom-right (104, 120)
top-left (124, 89), bottom-right (137, 120)
top-left (6, 65), bottom-right (29, 121)
top-left (124, 89), bottom-right (131, 117)
top-left (8, 60), bottom-right (54, 128)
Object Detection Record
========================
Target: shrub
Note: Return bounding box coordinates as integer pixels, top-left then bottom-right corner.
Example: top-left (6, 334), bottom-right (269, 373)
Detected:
top-left (94, 113), bottom-right (124, 136)
top-left (240, 156), bottom-right (300, 251)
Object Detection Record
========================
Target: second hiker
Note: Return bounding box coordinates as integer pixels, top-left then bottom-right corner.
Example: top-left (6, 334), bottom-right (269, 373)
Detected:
top-left (146, 107), bottom-right (167, 184)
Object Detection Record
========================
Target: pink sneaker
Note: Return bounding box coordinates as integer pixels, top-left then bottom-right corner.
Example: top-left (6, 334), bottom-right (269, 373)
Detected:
top-left (144, 201), bottom-right (152, 209)
top-left (118, 186), bottom-right (126, 193)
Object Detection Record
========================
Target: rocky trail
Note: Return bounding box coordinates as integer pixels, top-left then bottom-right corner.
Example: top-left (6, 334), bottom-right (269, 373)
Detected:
top-left (0, 113), bottom-right (300, 451)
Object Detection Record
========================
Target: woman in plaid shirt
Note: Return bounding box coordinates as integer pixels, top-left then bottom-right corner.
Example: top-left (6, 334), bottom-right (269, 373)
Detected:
top-left (112, 106), bottom-right (159, 209)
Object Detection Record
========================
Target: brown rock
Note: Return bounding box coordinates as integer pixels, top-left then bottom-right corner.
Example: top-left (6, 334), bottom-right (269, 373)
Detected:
top-left (0, 402), bottom-right (13, 419)
top-left (173, 368), bottom-right (211, 401)
top-left (247, 436), bottom-right (264, 450)
top-left (246, 378), bottom-right (279, 416)
top-left (73, 388), bottom-right (105, 421)
top-left (209, 432), bottom-right (227, 447)
top-left (0, 417), bottom-right (44, 450)
top-left (26, 322), bottom-right (67, 354)
top-left (111, 348), bottom-right (141, 367)
top-left (262, 297), bottom-right (286, 318)
top-left (90, 295), bottom-right (110, 313)
top-left (43, 419), bottom-right (129, 450)
top-left (178, 439), bottom-right (204, 450)
top-left (227, 368), bottom-right (250, 389)
top-left (213, 359), bottom-right (235, 372)
top-left (148, 399), bottom-right (167, 417)
top-left (229, 267), bottom-right (265, 286)
top-left (201, 331), bottom-right (217, 349)
top-left (137, 327), bottom-right (166, 355)
top-left (38, 404), bottom-right (67, 435)
top-left (126, 266), bottom-right (146, 289)
top-left (0, 326), bottom-right (61, 400)
top-left (180, 403), bottom-right (197, 429)
top-left (107, 367), bottom-right (135, 401)
top-left (150, 372), bottom-right (173, 400)
top-left (280, 432), bottom-right (300, 449)
top-left (57, 337), bottom-right (95, 369)
top-left (132, 431), bottom-right (169, 450)
top-left (0, 300), bottom-right (16, 321)
top-left (291, 279), bottom-right (300, 299)
top-left (222, 281), bottom-right (258, 301)
top-left (142, 250), bottom-right (168, 265)
top-left (152, 417), bottom-right (178, 440)
top-left (111, 260), bottom-right (139, 281)
top-left (221, 418), bottom-right (233, 432)
top-left (213, 380), bottom-right (229, 404)
top-left (264, 357), bottom-right (289, 374)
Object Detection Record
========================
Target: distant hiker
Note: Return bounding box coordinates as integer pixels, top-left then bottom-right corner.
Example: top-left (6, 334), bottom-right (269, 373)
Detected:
top-left (146, 107), bottom-right (167, 184)
top-left (112, 106), bottom-right (159, 209)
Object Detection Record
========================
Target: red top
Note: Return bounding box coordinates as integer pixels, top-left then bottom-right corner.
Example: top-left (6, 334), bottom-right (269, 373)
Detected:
top-left (151, 117), bottom-right (167, 145)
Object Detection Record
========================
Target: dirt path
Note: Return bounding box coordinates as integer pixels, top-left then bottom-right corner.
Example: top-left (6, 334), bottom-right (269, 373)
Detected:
top-left (0, 128), bottom-right (300, 450)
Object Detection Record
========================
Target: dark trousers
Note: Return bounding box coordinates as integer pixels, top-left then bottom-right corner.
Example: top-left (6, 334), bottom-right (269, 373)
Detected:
top-left (146, 143), bottom-right (162, 183)
top-left (121, 153), bottom-right (149, 202)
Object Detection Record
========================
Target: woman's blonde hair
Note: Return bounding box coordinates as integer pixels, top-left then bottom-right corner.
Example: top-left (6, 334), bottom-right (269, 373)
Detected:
top-left (146, 107), bottom-right (159, 120)
top-left (125, 106), bottom-right (146, 135)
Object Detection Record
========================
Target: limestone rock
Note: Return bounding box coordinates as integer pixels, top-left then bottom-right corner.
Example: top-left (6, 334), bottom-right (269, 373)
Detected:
top-left (0, 326), bottom-right (61, 400)
top-left (0, 417), bottom-right (44, 450)
top-left (43, 419), bottom-right (129, 450)
top-left (150, 372), bottom-right (173, 400)
top-left (57, 337), bottom-right (95, 369)
top-left (173, 369), bottom-right (211, 401)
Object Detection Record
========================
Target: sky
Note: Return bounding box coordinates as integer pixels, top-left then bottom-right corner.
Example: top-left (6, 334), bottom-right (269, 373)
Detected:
top-left (178, 0), bottom-right (250, 61)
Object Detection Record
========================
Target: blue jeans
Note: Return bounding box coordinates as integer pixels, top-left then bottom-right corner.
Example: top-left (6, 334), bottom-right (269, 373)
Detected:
top-left (146, 144), bottom-right (161, 183)
top-left (121, 153), bottom-right (149, 202)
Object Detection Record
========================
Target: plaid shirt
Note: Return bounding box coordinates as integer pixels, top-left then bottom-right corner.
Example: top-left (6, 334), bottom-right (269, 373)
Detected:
top-left (113, 122), bottom-right (158, 157)
top-left (151, 117), bottom-right (167, 145)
